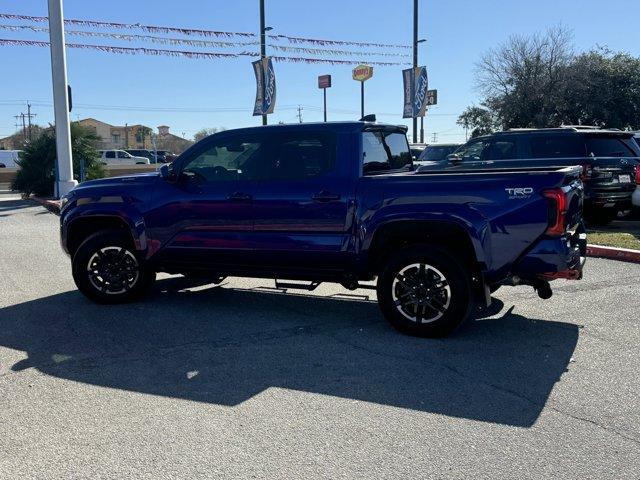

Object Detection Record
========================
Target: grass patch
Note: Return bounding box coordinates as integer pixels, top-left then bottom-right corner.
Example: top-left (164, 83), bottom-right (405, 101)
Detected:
top-left (588, 232), bottom-right (640, 250)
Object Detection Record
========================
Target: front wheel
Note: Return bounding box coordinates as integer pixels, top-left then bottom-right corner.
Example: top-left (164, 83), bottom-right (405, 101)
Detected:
top-left (377, 245), bottom-right (472, 338)
top-left (72, 230), bottom-right (155, 304)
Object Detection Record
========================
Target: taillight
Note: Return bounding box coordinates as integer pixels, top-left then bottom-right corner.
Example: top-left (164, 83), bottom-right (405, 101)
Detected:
top-left (635, 164), bottom-right (640, 184)
top-left (542, 188), bottom-right (567, 237)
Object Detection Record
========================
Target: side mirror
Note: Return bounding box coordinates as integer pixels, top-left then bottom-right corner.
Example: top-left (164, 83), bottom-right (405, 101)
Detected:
top-left (159, 163), bottom-right (177, 182)
top-left (447, 153), bottom-right (462, 164)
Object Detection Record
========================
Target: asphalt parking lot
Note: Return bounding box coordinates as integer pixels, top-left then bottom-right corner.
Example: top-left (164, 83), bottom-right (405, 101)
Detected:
top-left (0, 190), bottom-right (639, 479)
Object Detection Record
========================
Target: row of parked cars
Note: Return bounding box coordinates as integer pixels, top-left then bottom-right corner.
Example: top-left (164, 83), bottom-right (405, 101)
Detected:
top-left (412, 127), bottom-right (640, 224)
top-left (0, 149), bottom-right (178, 169)
top-left (98, 149), bottom-right (178, 166)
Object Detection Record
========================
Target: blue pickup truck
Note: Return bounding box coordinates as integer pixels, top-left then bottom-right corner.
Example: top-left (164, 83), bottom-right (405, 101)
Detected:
top-left (60, 121), bottom-right (586, 337)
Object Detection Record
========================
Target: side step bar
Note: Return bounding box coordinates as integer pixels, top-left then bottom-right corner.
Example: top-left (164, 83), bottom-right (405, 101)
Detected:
top-left (274, 279), bottom-right (377, 291)
top-left (275, 280), bottom-right (321, 291)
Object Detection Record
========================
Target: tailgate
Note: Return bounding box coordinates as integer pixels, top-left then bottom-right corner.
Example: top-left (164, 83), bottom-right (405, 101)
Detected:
top-left (586, 157), bottom-right (637, 194)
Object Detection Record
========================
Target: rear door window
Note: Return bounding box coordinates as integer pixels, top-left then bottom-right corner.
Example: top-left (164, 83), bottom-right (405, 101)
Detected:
top-left (261, 132), bottom-right (336, 181)
top-left (529, 135), bottom-right (585, 158)
top-left (585, 137), bottom-right (637, 157)
top-left (105, 151), bottom-right (115, 159)
top-left (362, 131), bottom-right (412, 175)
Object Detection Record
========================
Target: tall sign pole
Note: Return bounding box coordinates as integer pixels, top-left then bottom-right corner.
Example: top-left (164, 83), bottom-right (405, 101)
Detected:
top-left (412, 0), bottom-right (418, 143)
top-left (48, 0), bottom-right (76, 197)
top-left (259, 0), bottom-right (267, 126)
top-left (318, 75), bottom-right (332, 122)
top-left (352, 65), bottom-right (373, 119)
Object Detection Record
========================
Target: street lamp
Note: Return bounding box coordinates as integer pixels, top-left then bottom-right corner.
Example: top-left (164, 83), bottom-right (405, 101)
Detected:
top-left (416, 38), bottom-right (426, 143)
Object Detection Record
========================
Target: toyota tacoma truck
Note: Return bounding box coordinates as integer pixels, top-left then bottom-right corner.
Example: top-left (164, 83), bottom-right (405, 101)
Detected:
top-left (59, 121), bottom-right (586, 337)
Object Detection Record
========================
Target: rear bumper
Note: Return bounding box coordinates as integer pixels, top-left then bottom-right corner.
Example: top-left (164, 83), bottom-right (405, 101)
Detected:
top-left (513, 225), bottom-right (586, 281)
top-left (587, 191), bottom-right (633, 210)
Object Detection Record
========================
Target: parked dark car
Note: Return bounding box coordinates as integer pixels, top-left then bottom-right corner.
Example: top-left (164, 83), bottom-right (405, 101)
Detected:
top-left (415, 143), bottom-right (462, 165)
top-left (422, 127), bottom-right (639, 225)
top-left (154, 150), bottom-right (179, 163)
top-left (125, 149), bottom-right (157, 163)
top-left (59, 121), bottom-right (585, 337)
top-left (409, 143), bottom-right (427, 160)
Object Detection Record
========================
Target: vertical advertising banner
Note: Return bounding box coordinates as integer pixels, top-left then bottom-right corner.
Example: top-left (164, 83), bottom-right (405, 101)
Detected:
top-left (252, 57), bottom-right (276, 116)
top-left (402, 66), bottom-right (429, 118)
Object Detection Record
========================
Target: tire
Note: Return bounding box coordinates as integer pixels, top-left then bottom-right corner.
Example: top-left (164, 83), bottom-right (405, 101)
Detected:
top-left (72, 230), bottom-right (155, 304)
top-left (376, 245), bottom-right (473, 338)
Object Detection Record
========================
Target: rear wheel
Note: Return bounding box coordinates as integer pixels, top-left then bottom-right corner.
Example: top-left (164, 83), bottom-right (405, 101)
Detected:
top-left (377, 245), bottom-right (472, 338)
top-left (72, 230), bottom-right (155, 304)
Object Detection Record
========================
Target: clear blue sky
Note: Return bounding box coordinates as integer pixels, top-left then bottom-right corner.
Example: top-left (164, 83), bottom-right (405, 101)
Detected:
top-left (1, 0), bottom-right (639, 143)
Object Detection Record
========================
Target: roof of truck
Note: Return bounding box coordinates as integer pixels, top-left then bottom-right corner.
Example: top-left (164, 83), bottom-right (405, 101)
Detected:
top-left (215, 121), bottom-right (408, 135)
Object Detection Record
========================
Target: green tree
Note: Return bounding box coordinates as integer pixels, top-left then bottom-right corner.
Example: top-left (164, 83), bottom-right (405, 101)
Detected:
top-left (457, 106), bottom-right (496, 138)
top-left (193, 127), bottom-right (219, 143)
top-left (467, 27), bottom-right (640, 131)
top-left (475, 26), bottom-right (574, 129)
top-left (563, 49), bottom-right (640, 129)
top-left (12, 122), bottom-right (105, 197)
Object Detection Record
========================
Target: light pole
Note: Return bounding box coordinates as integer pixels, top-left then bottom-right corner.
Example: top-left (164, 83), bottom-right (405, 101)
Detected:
top-left (412, 0), bottom-right (418, 143)
top-left (416, 38), bottom-right (426, 143)
top-left (259, 0), bottom-right (272, 126)
top-left (48, 0), bottom-right (76, 197)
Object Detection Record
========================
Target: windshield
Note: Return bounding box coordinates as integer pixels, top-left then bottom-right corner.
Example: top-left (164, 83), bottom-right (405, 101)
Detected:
top-left (419, 145), bottom-right (458, 161)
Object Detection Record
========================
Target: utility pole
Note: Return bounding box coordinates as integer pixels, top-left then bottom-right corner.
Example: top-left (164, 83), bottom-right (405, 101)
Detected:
top-left (412, 0), bottom-right (418, 143)
top-left (259, 0), bottom-right (267, 126)
top-left (48, 0), bottom-right (76, 197)
top-left (431, 132), bottom-right (437, 143)
top-left (297, 105), bottom-right (303, 123)
top-left (26, 102), bottom-right (36, 141)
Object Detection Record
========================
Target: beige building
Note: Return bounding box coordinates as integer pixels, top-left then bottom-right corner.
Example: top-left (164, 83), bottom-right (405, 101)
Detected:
top-left (77, 118), bottom-right (154, 150)
top-left (155, 125), bottom-right (193, 154)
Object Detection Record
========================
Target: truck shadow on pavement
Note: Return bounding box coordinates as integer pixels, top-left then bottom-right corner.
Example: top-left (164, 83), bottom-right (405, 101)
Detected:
top-left (0, 277), bottom-right (579, 427)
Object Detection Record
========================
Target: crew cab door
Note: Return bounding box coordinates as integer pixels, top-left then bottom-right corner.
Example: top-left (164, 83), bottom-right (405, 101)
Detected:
top-left (251, 130), bottom-right (355, 271)
top-left (146, 132), bottom-right (267, 268)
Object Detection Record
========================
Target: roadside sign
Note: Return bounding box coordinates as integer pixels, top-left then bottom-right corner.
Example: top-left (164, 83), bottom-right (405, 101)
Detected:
top-left (352, 64), bottom-right (373, 82)
top-left (318, 74), bottom-right (332, 89)
top-left (252, 57), bottom-right (276, 116)
top-left (402, 66), bottom-right (428, 118)
top-left (426, 89), bottom-right (438, 106)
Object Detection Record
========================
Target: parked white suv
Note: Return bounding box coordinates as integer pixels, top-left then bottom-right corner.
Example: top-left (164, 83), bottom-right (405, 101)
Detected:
top-left (99, 150), bottom-right (150, 165)
top-left (0, 150), bottom-right (22, 168)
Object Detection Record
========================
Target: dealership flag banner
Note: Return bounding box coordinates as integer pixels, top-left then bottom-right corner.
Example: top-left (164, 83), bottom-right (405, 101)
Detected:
top-left (402, 66), bottom-right (428, 118)
top-left (252, 57), bottom-right (276, 116)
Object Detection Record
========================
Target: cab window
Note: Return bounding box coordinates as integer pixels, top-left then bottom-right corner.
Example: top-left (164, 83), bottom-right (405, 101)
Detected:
top-left (362, 131), bottom-right (411, 175)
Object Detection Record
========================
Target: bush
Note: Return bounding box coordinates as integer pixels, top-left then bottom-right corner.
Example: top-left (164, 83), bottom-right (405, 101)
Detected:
top-left (11, 123), bottom-right (105, 197)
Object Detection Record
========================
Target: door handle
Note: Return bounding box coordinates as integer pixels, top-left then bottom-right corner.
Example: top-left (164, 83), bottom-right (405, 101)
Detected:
top-left (312, 191), bottom-right (341, 202)
top-left (227, 192), bottom-right (252, 201)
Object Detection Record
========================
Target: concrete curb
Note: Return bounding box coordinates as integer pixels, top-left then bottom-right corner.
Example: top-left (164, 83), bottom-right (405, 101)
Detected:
top-left (586, 244), bottom-right (640, 264)
top-left (30, 196), bottom-right (61, 215)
